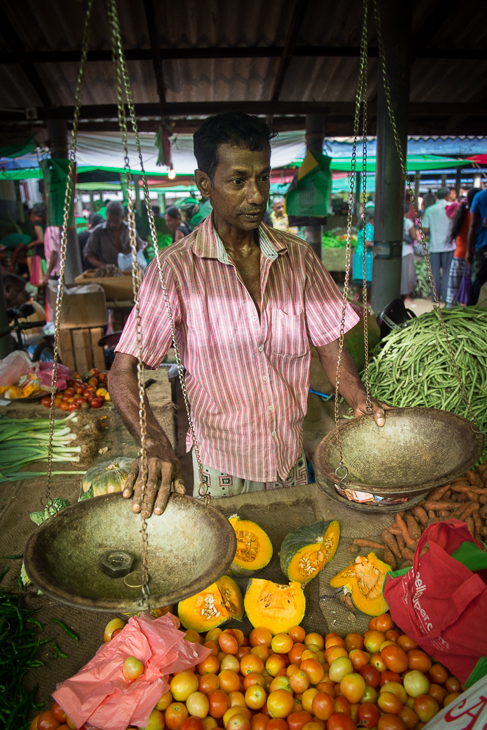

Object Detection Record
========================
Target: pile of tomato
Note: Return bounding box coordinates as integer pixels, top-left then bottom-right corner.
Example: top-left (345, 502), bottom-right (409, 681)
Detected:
top-left (29, 614), bottom-right (463, 730)
top-left (41, 369), bottom-right (111, 412)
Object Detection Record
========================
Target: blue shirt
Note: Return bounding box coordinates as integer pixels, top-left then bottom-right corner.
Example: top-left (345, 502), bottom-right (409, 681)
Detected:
top-left (470, 189), bottom-right (487, 250)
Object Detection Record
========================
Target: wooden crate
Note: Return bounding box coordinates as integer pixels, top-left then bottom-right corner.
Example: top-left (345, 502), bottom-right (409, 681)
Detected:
top-left (59, 327), bottom-right (106, 372)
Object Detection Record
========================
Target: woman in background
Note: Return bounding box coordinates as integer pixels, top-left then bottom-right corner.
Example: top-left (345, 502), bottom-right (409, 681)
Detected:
top-left (446, 188), bottom-right (480, 306)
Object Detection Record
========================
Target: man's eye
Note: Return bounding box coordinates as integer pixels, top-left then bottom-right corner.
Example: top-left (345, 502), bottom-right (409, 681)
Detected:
top-left (233, 178), bottom-right (243, 185)
top-left (261, 174), bottom-right (270, 181)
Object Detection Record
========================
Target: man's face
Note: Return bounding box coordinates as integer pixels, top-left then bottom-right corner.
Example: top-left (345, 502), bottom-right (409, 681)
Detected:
top-left (164, 214), bottom-right (180, 231)
top-left (106, 213), bottom-right (122, 232)
top-left (197, 143), bottom-right (271, 231)
top-left (272, 201), bottom-right (284, 217)
top-left (449, 189), bottom-right (457, 202)
top-left (5, 284), bottom-right (28, 308)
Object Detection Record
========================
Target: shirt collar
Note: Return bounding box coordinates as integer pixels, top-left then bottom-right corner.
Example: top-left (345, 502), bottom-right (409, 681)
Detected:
top-left (191, 213), bottom-right (287, 263)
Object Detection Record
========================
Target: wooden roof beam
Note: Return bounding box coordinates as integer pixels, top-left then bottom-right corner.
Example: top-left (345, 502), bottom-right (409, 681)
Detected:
top-left (143, 0), bottom-right (165, 109)
top-left (270, 0), bottom-right (312, 102)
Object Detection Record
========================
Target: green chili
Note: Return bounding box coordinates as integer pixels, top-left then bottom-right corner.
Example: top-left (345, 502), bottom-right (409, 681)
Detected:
top-left (51, 618), bottom-right (79, 643)
top-left (52, 641), bottom-right (69, 659)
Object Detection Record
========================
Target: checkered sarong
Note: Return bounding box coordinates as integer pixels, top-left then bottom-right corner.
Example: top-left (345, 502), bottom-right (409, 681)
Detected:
top-left (446, 257), bottom-right (467, 306)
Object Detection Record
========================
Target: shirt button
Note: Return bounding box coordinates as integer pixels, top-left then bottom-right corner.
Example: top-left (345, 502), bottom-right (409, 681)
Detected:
top-left (268, 405), bottom-right (273, 411)
top-left (253, 316), bottom-right (257, 322)
top-left (263, 375), bottom-right (268, 381)
top-left (258, 346), bottom-right (263, 352)
top-left (271, 431), bottom-right (276, 437)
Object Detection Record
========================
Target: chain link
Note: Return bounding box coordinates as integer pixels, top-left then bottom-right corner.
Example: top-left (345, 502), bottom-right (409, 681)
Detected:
top-left (334, 0), bottom-right (370, 470)
top-left (372, 0), bottom-right (480, 429)
top-left (44, 0), bottom-right (93, 509)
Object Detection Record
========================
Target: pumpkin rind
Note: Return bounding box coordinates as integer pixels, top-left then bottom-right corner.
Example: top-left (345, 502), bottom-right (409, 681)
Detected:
top-left (330, 552), bottom-right (391, 616)
top-left (244, 578), bottom-right (306, 635)
top-left (79, 457), bottom-right (134, 500)
top-left (280, 520), bottom-right (340, 583)
top-left (178, 575), bottom-right (244, 632)
top-left (228, 515), bottom-right (273, 576)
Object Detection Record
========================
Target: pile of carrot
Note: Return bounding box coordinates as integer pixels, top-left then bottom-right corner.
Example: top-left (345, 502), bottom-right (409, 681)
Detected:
top-left (347, 462), bottom-right (487, 570)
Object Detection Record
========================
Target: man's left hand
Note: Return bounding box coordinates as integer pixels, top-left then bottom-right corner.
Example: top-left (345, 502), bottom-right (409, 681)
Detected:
top-left (353, 396), bottom-right (391, 427)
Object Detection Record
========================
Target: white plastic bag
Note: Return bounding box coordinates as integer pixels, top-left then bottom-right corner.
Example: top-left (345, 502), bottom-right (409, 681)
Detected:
top-left (117, 251), bottom-right (147, 272)
top-left (424, 674), bottom-right (487, 729)
top-left (0, 351), bottom-right (32, 386)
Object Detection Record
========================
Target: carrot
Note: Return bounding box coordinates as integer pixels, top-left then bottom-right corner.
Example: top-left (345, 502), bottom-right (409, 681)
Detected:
top-left (450, 479), bottom-right (470, 487)
top-left (428, 510), bottom-right (436, 521)
top-left (395, 513), bottom-right (416, 546)
top-left (462, 502), bottom-right (481, 519)
top-left (401, 547), bottom-right (415, 561)
top-left (451, 485), bottom-right (487, 494)
top-left (467, 490), bottom-right (480, 503)
top-left (412, 506), bottom-right (429, 527)
top-left (466, 470), bottom-right (477, 485)
top-left (396, 534), bottom-right (406, 553)
top-left (406, 515), bottom-right (422, 541)
top-left (387, 525), bottom-right (402, 536)
top-left (400, 560), bottom-right (413, 569)
top-left (381, 530), bottom-right (402, 558)
top-left (473, 511), bottom-right (483, 537)
top-left (439, 510), bottom-right (450, 518)
top-left (444, 490), bottom-right (451, 500)
top-left (466, 516), bottom-right (475, 538)
top-left (478, 464), bottom-right (487, 474)
top-left (424, 501), bottom-right (456, 511)
top-left (479, 527), bottom-right (487, 538)
top-left (383, 547), bottom-right (396, 570)
top-left (352, 539), bottom-right (385, 550)
top-left (427, 484), bottom-right (451, 502)
top-left (480, 495), bottom-right (487, 505)
top-left (450, 502), bottom-right (470, 520)
top-left (479, 504), bottom-right (487, 521)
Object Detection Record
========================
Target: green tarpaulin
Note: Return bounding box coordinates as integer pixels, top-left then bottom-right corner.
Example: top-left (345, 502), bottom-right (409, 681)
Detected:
top-left (330, 154), bottom-right (467, 172)
top-left (0, 136), bottom-right (36, 159)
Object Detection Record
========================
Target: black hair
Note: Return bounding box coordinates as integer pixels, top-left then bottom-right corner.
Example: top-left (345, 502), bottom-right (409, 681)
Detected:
top-left (106, 201), bottom-right (124, 216)
top-left (450, 188), bottom-right (480, 241)
top-left (165, 205), bottom-right (181, 219)
top-left (437, 187), bottom-right (450, 200)
top-left (88, 213), bottom-right (104, 227)
top-left (193, 111), bottom-right (278, 182)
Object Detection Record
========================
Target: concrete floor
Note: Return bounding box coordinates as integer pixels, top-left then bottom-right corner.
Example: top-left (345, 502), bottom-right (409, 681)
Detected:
top-left (404, 296), bottom-right (438, 316)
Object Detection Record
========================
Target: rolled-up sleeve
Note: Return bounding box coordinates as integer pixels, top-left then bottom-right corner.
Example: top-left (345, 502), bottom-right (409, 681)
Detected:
top-left (115, 256), bottom-right (181, 368)
top-left (304, 248), bottom-right (359, 346)
top-left (83, 229), bottom-right (100, 262)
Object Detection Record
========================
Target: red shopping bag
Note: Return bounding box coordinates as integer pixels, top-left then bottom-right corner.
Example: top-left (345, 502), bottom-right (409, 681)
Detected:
top-left (383, 520), bottom-right (487, 686)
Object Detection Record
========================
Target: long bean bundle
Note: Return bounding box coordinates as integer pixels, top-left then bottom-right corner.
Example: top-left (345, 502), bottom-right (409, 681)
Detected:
top-left (364, 306), bottom-right (487, 454)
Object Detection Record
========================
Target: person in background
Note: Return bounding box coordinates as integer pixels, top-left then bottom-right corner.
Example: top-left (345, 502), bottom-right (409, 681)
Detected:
top-left (402, 208), bottom-right (418, 301)
top-left (78, 213), bottom-right (104, 271)
top-left (467, 186), bottom-right (487, 303)
top-left (2, 273), bottom-right (46, 336)
top-left (270, 197), bottom-right (298, 234)
top-left (352, 208), bottom-right (374, 299)
top-left (83, 201), bottom-right (145, 268)
top-left (446, 188), bottom-right (480, 306)
top-left (422, 187), bottom-right (455, 302)
top-left (164, 206), bottom-right (190, 242)
top-left (448, 188), bottom-right (458, 203)
top-left (422, 189), bottom-right (436, 211)
top-left (41, 226), bottom-right (61, 286)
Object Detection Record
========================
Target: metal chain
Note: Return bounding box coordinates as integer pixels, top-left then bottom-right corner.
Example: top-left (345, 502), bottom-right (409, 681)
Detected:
top-left (44, 0), bottom-right (93, 508)
top-left (111, 6), bottom-right (209, 502)
top-left (107, 0), bottom-right (151, 609)
top-left (333, 0), bottom-right (370, 475)
top-left (372, 0), bottom-right (481, 430)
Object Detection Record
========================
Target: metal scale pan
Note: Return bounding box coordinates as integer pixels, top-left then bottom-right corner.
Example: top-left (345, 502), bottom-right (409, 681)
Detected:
top-left (24, 493), bottom-right (236, 612)
top-left (315, 407), bottom-right (484, 500)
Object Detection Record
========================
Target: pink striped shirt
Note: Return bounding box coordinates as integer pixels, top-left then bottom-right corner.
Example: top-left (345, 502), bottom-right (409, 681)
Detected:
top-left (116, 215), bottom-right (359, 482)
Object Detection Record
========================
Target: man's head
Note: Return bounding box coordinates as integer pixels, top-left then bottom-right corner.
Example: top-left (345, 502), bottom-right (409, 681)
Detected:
top-left (164, 206), bottom-right (182, 231)
top-left (437, 187), bottom-right (450, 200)
top-left (194, 112), bottom-right (278, 231)
top-left (106, 201), bottom-right (124, 232)
top-left (152, 206), bottom-right (161, 217)
top-left (448, 188), bottom-right (457, 202)
top-left (87, 213), bottom-right (104, 231)
top-left (272, 197), bottom-right (285, 218)
top-left (3, 273), bottom-right (29, 308)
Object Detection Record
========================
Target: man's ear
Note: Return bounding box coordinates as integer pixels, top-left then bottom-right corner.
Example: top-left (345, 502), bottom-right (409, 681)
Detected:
top-left (195, 169), bottom-right (212, 199)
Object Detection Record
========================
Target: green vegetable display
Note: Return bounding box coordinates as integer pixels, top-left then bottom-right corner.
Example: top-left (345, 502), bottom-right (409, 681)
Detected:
top-left (365, 306), bottom-right (487, 456)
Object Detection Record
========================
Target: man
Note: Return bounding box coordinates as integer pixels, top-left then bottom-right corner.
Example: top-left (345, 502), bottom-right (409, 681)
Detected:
top-left (3, 273), bottom-right (46, 336)
top-left (41, 226), bottom-right (62, 286)
top-left (83, 201), bottom-right (145, 268)
top-left (108, 112), bottom-right (387, 518)
top-left (164, 206), bottom-right (190, 242)
top-left (78, 213), bottom-right (104, 271)
top-left (422, 187), bottom-right (456, 302)
top-left (466, 186), bottom-right (487, 302)
top-left (270, 197), bottom-right (297, 234)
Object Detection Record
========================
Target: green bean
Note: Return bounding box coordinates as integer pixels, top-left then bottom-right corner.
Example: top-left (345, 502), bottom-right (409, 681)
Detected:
top-left (0, 554), bottom-right (22, 560)
top-left (51, 618), bottom-right (79, 643)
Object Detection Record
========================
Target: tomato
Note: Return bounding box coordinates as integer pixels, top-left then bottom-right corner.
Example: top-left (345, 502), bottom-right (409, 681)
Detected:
top-left (85, 384), bottom-right (96, 393)
top-left (385, 630), bottom-right (401, 643)
top-left (315, 681), bottom-right (335, 698)
top-left (397, 635), bottom-right (417, 653)
top-left (245, 685), bottom-right (267, 710)
top-left (243, 672), bottom-right (266, 690)
top-left (301, 723), bottom-right (324, 730)
top-left (381, 645), bottom-right (409, 674)
top-left (325, 635), bottom-right (345, 650)
top-left (326, 712), bottom-right (355, 730)
top-left (219, 670), bottom-right (241, 693)
top-left (266, 655), bottom-right (287, 677)
top-left (41, 396), bottom-right (51, 407)
top-left (267, 689), bottom-right (295, 719)
top-left (51, 703), bottom-right (67, 723)
top-left (340, 673), bottom-right (366, 704)
top-left (181, 719), bottom-right (204, 730)
top-left (240, 653), bottom-right (264, 676)
top-left (272, 634), bottom-right (294, 654)
top-left (444, 692), bottom-right (461, 706)
top-left (403, 670), bottom-right (430, 698)
top-left (187, 692), bottom-right (210, 719)
top-left (333, 696), bottom-right (351, 715)
top-left (270, 677), bottom-right (291, 694)
top-left (88, 377), bottom-right (98, 386)
top-left (357, 703), bottom-right (380, 728)
top-left (429, 663), bottom-right (448, 685)
top-left (227, 715), bottom-right (251, 730)
top-left (328, 658), bottom-right (353, 684)
top-left (208, 690), bottom-right (230, 718)
top-left (286, 712), bottom-right (312, 730)
top-left (398, 706), bottom-right (418, 729)
top-left (349, 650), bottom-right (369, 671)
top-left (288, 644), bottom-right (305, 665)
top-left (199, 674), bottom-right (220, 695)
top-left (198, 655), bottom-right (220, 675)
top-left (368, 617), bottom-right (378, 630)
top-left (251, 644), bottom-right (270, 662)
top-left (68, 403), bottom-right (79, 411)
top-left (30, 716), bottom-right (41, 730)
top-left (38, 712), bottom-right (60, 730)
top-left (156, 690), bottom-right (174, 710)
top-left (344, 633), bottom-right (364, 652)
top-left (289, 626), bottom-right (306, 644)
top-left (305, 633), bottom-right (325, 651)
top-left (378, 692), bottom-right (403, 715)
top-left (413, 695), bottom-right (440, 723)
top-left (64, 387), bottom-right (75, 396)
top-left (361, 685), bottom-right (378, 704)
top-left (171, 671), bottom-right (199, 700)
top-left (311, 692), bottom-right (334, 721)
top-left (98, 371), bottom-right (108, 383)
top-left (380, 671), bottom-right (403, 687)
top-left (223, 707), bottom-right (252, 729)
top-left (228, 691), bottom-right (246, 708)
top-left (266, 721), bottom-right (289, 730)
top-left (300, 659), bottom-right (324, 685)
top-left (407, 650), bottom-right (432, 673)
top-left (358, 664), bottom-right (380, 688)
top-left (380, 682), bottom-right (407, 705)
top-left (60, 401), bottom-right (70, 411)
top-left (289, 669), bottom-right (310, 694)
top-left (250, 628), bottom-right (273, 647)
top-left (219, 633), bottom-right (239, 655)
top-left (428, 683), bottom-right (447, 705)
top-left (90, 397), bottom-right (104, 408)
top-left (370, 653), bottom-right (387, 672)
top-left (251, 715), bottom-right (270, 730)
top-left (364, 631), bottom-right (385, 654)
top-left (74, 385), bottom-right (85, 394)
top-left (377, 715), bottom-right (407, 730)
top-left (104, 617), bottom-right (125, 641)
top-left (375, 614), bottom-right (395, 632)
top-left (445, 676), bottom-right (461, 694)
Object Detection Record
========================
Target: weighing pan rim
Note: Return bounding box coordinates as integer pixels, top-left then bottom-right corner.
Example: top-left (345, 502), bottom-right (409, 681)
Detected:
top-left (24, 492), bottom-right (237, 613)
top-left (315, 406), bottom-right (484, 496)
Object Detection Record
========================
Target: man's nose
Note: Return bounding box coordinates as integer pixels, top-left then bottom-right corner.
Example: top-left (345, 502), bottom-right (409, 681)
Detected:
top-left (246, 179), bottom-right (265, 206)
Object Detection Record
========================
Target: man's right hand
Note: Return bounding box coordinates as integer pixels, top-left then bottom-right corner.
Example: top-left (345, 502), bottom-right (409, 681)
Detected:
top-left (123, 445), bottom-right (185, 518)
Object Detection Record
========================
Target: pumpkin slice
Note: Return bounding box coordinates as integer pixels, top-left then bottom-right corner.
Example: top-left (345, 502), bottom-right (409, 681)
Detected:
top-left (228, 515), bottom-right (273, 576)
top-left (244, 579), bottom-right (305, 635)
top-left (280, 520), bottom-right (340, 584)
top-left (330, 552), bottom-right (392, 616)
top-left (79, 457), bottom-right (134, 500)
top-left (178, 575), bottom-right (244, 633)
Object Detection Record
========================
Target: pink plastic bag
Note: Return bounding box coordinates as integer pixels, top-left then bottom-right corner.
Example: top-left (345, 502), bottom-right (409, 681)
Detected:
top-left (53, 613), bottom-right (211, 730)
top-left (0, 351), bottom-right (32, 387)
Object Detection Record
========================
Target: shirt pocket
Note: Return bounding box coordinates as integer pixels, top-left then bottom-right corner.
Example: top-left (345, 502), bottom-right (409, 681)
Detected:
top-left (272, 308), bottom-right (309, 358)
